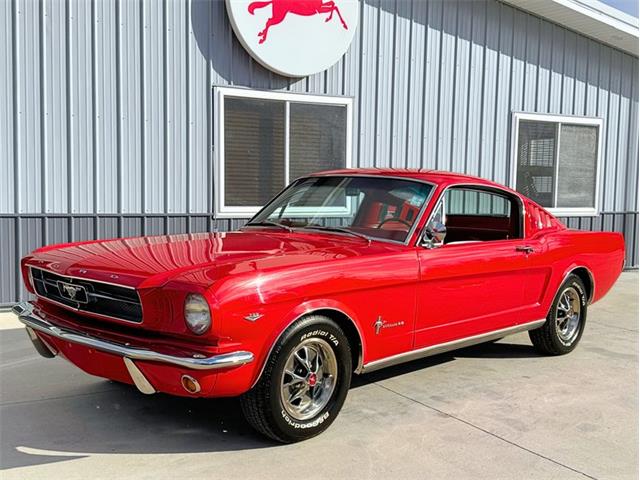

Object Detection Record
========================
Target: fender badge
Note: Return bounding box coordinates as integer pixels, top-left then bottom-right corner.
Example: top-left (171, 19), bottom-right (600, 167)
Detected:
top-left (244, 313), bottom-right (263, 322)
top-left (374, 316), bottom-right (405, 335)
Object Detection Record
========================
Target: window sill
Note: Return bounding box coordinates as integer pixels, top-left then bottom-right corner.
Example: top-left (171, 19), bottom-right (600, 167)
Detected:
top-left (546, 208), bottom-right (599, 217)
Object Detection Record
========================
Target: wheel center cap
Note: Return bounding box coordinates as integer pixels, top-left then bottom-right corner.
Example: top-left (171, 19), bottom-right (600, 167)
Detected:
top-left (307, 373), bottom-right (317, 387)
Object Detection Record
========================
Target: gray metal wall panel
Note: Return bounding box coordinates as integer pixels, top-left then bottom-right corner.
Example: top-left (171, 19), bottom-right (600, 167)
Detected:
top-left (119, 0), bottom-right (143, 213)
top-left (95, 0), bottom-right (119, 214)
top-left (16, 0), bottom-right (43, 214)
top-left (43, 0), bottom-right (69, 214)
top-left (0, 1), bottom-right (14, 215)
top-left (1, 0), bottom-right (638, 305)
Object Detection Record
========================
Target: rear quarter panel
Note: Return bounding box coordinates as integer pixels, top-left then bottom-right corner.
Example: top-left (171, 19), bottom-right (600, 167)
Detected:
top-left (521, 229), bottom-right (625, 324)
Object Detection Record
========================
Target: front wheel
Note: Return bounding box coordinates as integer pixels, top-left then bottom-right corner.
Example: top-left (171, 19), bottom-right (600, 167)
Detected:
top-left (529, 274), bottom-right (587, 355)
top-left (240, 315), bottom-right (352, 443)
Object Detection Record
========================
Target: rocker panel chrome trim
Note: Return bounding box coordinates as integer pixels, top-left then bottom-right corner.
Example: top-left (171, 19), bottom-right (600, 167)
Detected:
top-left (360, 319), bottom-right (546, 373)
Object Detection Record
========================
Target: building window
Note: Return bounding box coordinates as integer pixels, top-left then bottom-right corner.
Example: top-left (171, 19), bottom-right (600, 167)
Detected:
top-left (215, 87), bottom-right (352, 217)
top-left (510, 113), bottom-right (602, 217)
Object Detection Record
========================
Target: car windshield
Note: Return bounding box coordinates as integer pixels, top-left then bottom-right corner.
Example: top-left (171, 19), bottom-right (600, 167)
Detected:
top-left (248, 176), bottom-right (433, 243)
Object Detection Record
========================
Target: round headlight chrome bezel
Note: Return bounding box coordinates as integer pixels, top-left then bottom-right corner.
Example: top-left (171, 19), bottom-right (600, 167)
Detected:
top-left (184, 293), bottom-right (212, 335)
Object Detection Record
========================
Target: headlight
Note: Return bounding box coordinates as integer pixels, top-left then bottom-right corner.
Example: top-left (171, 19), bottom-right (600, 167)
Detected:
top-left (184, 293), bottom-right (211, 335)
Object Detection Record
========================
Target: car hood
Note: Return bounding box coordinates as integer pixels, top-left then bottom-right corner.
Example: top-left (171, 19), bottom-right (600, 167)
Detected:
top-left (24, 230), bottom-right (379, 289)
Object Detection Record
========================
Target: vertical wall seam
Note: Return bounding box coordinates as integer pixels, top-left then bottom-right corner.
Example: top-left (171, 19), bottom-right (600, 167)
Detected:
top-left (583, 40), bottom-right (590, 116)
top-left (65, 0), bottom-right (72, 217)
top-left (534, 18), bottom-right (540, 112)
top-left (612, 54), bottom-right (623, 210)
top-left (12, 0), bottom-right (19, 215)
top-left (601, 47), bottom-right (612, 212)
top-left (477, 0), bottom-right (488, 176)
top-left (448, 0), bottom-right (459, 173)
top-left (39, 0), bottom-right (46, 213)
top-left (162, 0), bottom-right (168, 214)
top-left (388, 0), bottom-right (397, 166)
top-left (572, 35), bottom-right (578, 115)
top-left (185, 0), bottom-right (191, 223)
top-left (521, 12), bottom-right (528, 110)
top-left (140, 0), bottom-right (146, 215)
top-left (372, 0), bottom-right (381, 168)
top-left (418, 0), bottom-right (429, 164)
top-left (403, 0), bottom-right (414, 169)
top-left (463, 0), bottom-right (472, 174)
top-left (506, 5), bottom-right (515, 181)
top-left (14, 217), bottom-right (20, 301)
top-left (355, 0), bottom-right (364, 167)
top-left (207, 0), bottom-right (213, 224)
top-left (115, 0), bottom-right (122, 214)
top-left (434, 2), bottom-right (444, 169)
top-left (91, 0), bottom-right (98, 226)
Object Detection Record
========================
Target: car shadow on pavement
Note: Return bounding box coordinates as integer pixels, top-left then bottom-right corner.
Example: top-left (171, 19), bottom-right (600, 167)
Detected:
top-left (1, 379), bottom-right (275, 470)
top-left (1, 335), bottom-right (540, 470)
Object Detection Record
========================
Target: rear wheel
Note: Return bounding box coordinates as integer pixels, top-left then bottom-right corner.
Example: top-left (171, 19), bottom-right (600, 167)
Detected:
top-left (240, 315), bottom-right (352, 443)
top-left (529, 274), bottom-right (587, 355)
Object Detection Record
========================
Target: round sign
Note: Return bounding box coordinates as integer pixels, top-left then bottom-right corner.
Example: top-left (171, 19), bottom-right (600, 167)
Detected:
top-left (226, 0), bottom-right (360, 77)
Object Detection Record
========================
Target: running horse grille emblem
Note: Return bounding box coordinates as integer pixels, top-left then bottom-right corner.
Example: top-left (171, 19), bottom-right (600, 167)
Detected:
top-left (248, 0), bottom-right (349, 44)
top-left (57, 281), bottom-right (89, 304)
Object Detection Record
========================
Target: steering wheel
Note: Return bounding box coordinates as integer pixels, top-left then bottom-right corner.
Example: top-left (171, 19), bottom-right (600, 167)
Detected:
top-left (377, 217), bottom-right (412, 229)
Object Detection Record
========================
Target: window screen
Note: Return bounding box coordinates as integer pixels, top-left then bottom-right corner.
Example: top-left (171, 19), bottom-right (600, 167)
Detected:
top-left (224, 97), bottom-right (285, 207)
top-left (220, 92), bottom-right (350, 212)
top-left (290, 103), bottom-right (347, 179)
top-left (515, 121), bottom-right (557, 207)
top-left (557, 125), bottom-right (598, 208)
top-left (513, 116), bottom-right (600, 212)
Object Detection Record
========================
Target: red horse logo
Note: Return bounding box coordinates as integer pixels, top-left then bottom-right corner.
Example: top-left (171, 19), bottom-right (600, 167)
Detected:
top-left (248, 0), bottom-right (349, 44)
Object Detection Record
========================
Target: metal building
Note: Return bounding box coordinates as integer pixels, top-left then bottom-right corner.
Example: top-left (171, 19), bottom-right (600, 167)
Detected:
top-left (1, 0), bottom-right (638, 307)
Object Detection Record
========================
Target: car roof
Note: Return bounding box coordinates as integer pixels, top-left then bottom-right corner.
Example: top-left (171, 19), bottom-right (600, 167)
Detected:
top-left (310, 168), bottom-right (517, 193)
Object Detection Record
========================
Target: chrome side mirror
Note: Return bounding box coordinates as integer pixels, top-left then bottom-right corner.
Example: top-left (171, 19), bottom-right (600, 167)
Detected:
top-left (421, 220), bottom-right (447, 249)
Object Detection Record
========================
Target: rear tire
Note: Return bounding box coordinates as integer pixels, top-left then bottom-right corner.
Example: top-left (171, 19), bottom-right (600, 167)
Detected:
top-left (529, 274), bottom-right (587, 355)
top-left (240, 315), bottom-right (352, 443)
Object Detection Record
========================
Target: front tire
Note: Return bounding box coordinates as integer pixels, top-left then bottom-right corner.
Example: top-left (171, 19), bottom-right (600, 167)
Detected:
top-left (240, 315), bottom-right (352, 443)
top-left (529, 274), bottom-right (587, 355)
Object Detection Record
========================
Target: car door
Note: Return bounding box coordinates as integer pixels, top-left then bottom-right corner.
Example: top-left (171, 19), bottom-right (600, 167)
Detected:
top-left (413, 186), bottom-right (532, 348)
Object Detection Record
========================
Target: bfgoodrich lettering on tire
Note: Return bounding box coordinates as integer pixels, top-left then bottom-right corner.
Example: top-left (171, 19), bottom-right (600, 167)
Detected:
top-left (529, 274), bottom-right (587, 355)
top-left (240, 315), bottom-right (352, 443)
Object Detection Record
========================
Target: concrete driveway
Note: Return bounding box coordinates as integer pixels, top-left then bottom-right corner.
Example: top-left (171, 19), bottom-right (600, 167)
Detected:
top-left (1, 272), bottom-right (637, 479)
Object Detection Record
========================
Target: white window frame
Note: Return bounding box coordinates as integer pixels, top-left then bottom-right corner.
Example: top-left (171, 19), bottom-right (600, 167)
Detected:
top-left (214, 87), bottom-right (353, 218)
top-left (510, 112), bottom-right (603, 217)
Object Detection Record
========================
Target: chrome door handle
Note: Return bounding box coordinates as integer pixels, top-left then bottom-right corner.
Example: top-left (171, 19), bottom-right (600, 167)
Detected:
top-left (516, 245), bottom-right (535, 254)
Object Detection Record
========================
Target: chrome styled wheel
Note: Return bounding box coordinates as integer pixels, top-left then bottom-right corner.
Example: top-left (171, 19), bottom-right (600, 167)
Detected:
top-left (555, 286), bottom-right (581, 346)
top-left (280, 338), bottom-right (338, 421)
top-left (529, 274), bottom-right (587, 356)
top-left (241, 315), bottom-right (352, 442)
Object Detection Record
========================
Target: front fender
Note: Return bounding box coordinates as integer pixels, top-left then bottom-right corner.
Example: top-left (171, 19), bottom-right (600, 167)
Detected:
top-left (250, 298), bottom-right (367, 390)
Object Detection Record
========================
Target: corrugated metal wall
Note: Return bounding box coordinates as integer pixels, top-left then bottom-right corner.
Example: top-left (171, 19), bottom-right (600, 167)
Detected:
top-left (1, 0), bottom-right (638, 306)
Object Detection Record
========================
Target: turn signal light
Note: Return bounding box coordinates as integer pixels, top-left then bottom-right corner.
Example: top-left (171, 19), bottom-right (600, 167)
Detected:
top-left (181, 375), bottom-right (201, 394)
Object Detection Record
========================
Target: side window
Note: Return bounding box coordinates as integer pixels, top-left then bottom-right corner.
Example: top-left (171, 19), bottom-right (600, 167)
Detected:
top-left (443, 187), bottom-right (521, 243)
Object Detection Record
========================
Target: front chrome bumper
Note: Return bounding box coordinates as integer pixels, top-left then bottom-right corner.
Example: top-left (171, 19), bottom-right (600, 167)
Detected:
top-left (12, 301), bottom-right (254, 394)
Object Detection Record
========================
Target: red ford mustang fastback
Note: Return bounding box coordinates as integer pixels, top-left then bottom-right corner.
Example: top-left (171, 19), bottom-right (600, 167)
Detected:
top-left (14, 169), bottom-right (625, 442)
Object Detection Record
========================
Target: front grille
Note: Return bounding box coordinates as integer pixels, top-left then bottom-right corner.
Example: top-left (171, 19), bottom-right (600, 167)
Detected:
top-left (30, 267), bottom-right (143, 323)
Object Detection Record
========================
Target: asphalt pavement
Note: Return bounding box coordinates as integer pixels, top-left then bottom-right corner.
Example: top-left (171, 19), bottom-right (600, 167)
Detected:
top-left (1, 272), bottom-right (637, 479)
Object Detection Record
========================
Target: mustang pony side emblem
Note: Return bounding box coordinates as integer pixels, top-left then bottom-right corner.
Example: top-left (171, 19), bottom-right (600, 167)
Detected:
top-left (248, 0), bottom-right (349, 44)
top-left (57, 282), bottom-right (89, 304)
top-left (374, 316), bottom-right (405, 335)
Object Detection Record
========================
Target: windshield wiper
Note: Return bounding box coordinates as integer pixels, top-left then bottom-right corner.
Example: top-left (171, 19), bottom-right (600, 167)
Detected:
top-left (245, 220), bottom-right (293, 232)
top-left (301, 225), bottom-right (371, 245)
